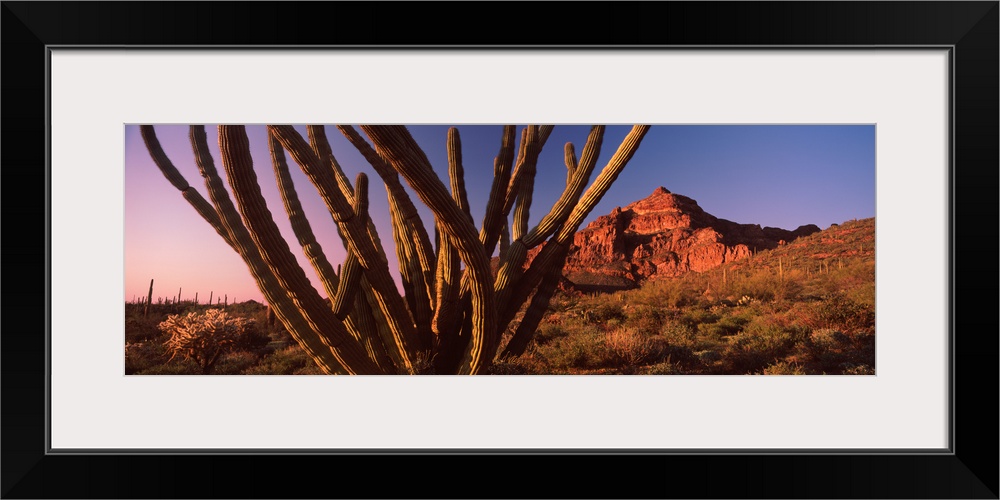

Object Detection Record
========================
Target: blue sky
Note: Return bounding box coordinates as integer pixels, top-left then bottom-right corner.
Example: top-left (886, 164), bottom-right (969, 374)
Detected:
top-left (125, 124), bottom-right (875, 303)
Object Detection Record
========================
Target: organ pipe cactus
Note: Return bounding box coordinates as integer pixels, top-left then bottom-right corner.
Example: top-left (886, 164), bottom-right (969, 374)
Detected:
top-left (141, 124), bottom-right (650, 374)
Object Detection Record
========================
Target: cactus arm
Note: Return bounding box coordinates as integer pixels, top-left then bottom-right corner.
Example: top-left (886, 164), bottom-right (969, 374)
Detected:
top-left (499, 219), bottom-right (511, 256)
top-left (143, 125), bottom-right (346, 374)
top-left (522, 126), bottom-right (605, 248)
top-left (271, 133), bottom-right (390, 365)
top-left (190, 126), bottom-right (349, 374)
top-left (139, 126), bottom-right (235, 249)
top-left (219, 125), bottom-right (384, 374)
top-left (556, 125), bottom-right (651, 243)
top-left (431, 128), bottom-right (469, 338)
top-left (496, 125), bottom-right (651, 333)
top-left (268, 132), bottom-right (341, 296)
top-left (360, 125), bottom-right (497, 374)
top-left (502, 127), bottom-right (531, 219)
top-left (564, 142), bottom-right (578, 187)
top-left (511, 163), bottom-right (535, 243)
top-left (504, 126), bottom-right (552, 227)
top-left (537, 125), bottom-right (555, 148)
top-left (269, 125), bottom-right (420, 373)
top-left (478, 125), bottom-right (516, 255)
top-left (307, 125), bottom-right (356, 205)
top-left (332, 173), bottom-right (369, 320)
top-left (333, 252), bottom-right (362, 319)
top-left (388, 194), bottom-right (434, 350)
top-left (337, 125), bottom-right (437, 307)
top-left (493, 126), bottom-right (603, 321)
top-left (447, 127), bottom-right (473, 221)
top-left (351, 280), bottom-right (397, 372)
top-left (432, 228), bottom-right (460, 336)
top-left (496, 239), bottom-right (570, 331)
top-left (498, 250), bottom-right (566, 359)
top-left (508, 125), bottom-right (552, 242)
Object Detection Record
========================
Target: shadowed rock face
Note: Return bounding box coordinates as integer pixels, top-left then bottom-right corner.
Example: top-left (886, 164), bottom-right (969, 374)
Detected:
top-left (550, 186), bottom-right (820, 291)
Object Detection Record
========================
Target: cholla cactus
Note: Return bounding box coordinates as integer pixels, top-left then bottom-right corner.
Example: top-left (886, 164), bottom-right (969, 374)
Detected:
top-left (159, 309), bottom-right (257, 374)
top-left (142, 124), bottom-right (650, 374)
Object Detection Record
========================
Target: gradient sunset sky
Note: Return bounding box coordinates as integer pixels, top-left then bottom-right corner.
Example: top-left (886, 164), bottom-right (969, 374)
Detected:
top-left (124, 125), bottom-right (875, 304)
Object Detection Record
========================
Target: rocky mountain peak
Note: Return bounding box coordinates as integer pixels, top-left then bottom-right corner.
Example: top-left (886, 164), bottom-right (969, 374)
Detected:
top-left (558, 187), bottom-right (821, 291)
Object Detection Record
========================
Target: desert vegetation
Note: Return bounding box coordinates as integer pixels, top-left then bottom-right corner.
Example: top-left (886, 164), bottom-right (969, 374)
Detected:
top-left (139, 124), bottom-right (650, 374)
top-left (126, 218), bottom-right (875, 375)
top-left (126, 300), bottom-right (324, 375)
top-left (493, 217), bottom-right (876, 375)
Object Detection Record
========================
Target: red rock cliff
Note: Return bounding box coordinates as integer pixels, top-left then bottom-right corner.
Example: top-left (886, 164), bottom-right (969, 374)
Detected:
top-left (555, 186), bottom-right (820, 291)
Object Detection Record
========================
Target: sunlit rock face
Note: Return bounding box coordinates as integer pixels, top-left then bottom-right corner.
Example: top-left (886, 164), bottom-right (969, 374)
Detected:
top-left (539, 186), bottom-right (820, 291)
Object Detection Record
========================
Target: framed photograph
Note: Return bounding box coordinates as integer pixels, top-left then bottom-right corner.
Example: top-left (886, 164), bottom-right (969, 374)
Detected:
top-left (4, 2), bottom-right (996, 498)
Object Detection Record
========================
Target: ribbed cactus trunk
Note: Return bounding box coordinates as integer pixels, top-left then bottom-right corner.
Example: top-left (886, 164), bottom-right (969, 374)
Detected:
top-left (143, 124), bottom-right (649, 374)
top-left (144, 279), bottom-right (154, 317)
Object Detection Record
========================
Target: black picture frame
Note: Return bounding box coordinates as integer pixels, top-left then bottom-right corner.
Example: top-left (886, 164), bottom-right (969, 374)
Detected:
top-left (3, 2), bottom-right (997, 498)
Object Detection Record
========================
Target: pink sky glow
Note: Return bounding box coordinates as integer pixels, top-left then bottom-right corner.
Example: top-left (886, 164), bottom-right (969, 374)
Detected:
top-left (124, 124), bottom-right (875, 304)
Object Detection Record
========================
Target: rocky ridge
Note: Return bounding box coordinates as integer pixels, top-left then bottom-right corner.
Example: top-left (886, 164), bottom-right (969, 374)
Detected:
top-left (551, 186), bottom-right (820, 291)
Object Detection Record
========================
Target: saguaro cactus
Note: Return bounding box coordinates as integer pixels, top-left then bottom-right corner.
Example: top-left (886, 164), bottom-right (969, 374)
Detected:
top-left (142, 124), bottom-right (649, 374)
top-left (144, 278), bottom-right (154, 317)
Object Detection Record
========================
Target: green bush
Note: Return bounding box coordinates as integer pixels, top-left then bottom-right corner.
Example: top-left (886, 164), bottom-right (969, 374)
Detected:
top-left (696, 315), bottom-right (748, 339)
top-left (678, 309), bottom-right (720, 328)
top-left (817, 294), bottom-right (875, 334)
top-left (723, 323), bottom-right (808, 374)
top-left (582, 301), bottom-right (626, 324)
top-left (533, 323), bottom-right (569, 346)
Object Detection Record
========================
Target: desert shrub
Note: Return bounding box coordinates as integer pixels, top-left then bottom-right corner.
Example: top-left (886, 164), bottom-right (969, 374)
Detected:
top-left (817, 293), bottom-right (875, 334)
top-left (533, 323), bottom-right (570, 346)
top-left (678, 309), bottom-right (720, 328)
top-left (488, 354), bottom-right (547, 375)
top-left (809, 328), bottom-right (850, 351)
top-left (213, 351), bottom-right (260, 375)
top-left (603, 327), bottom-right (655, 366)
top-left (536, 332), bottom-right (604, 370)
top-left (623, 304), bottom-right (665, 335)
top-left (695, 350), bottom-right (723, 365)
top-left (840, 363), bottom-right (875, 375)
top-left (631, 278), bottom-right (698, 309)
top-left (159, 309), bottom-right (264, 374)
top-left (722, 323), bottom-right (809, 374)
top-left (582, 301), bottom-right (626, 324)
top-left (763, 361), bottom-right (807, 375)
top-left (244, 345), bottom-right (312, 375)
top-left (729, 272), bottom-right (779, 303)
top-left (643, 360), bottom-right (682, 375)
top-left (125, 341), bottom-right (169, 374)
top-left (659, 320), bottom-right (698, 348)
top-left (140, 358), bottom-right (201, 375)
top-left (696, 314), bottom-right (748, 339)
